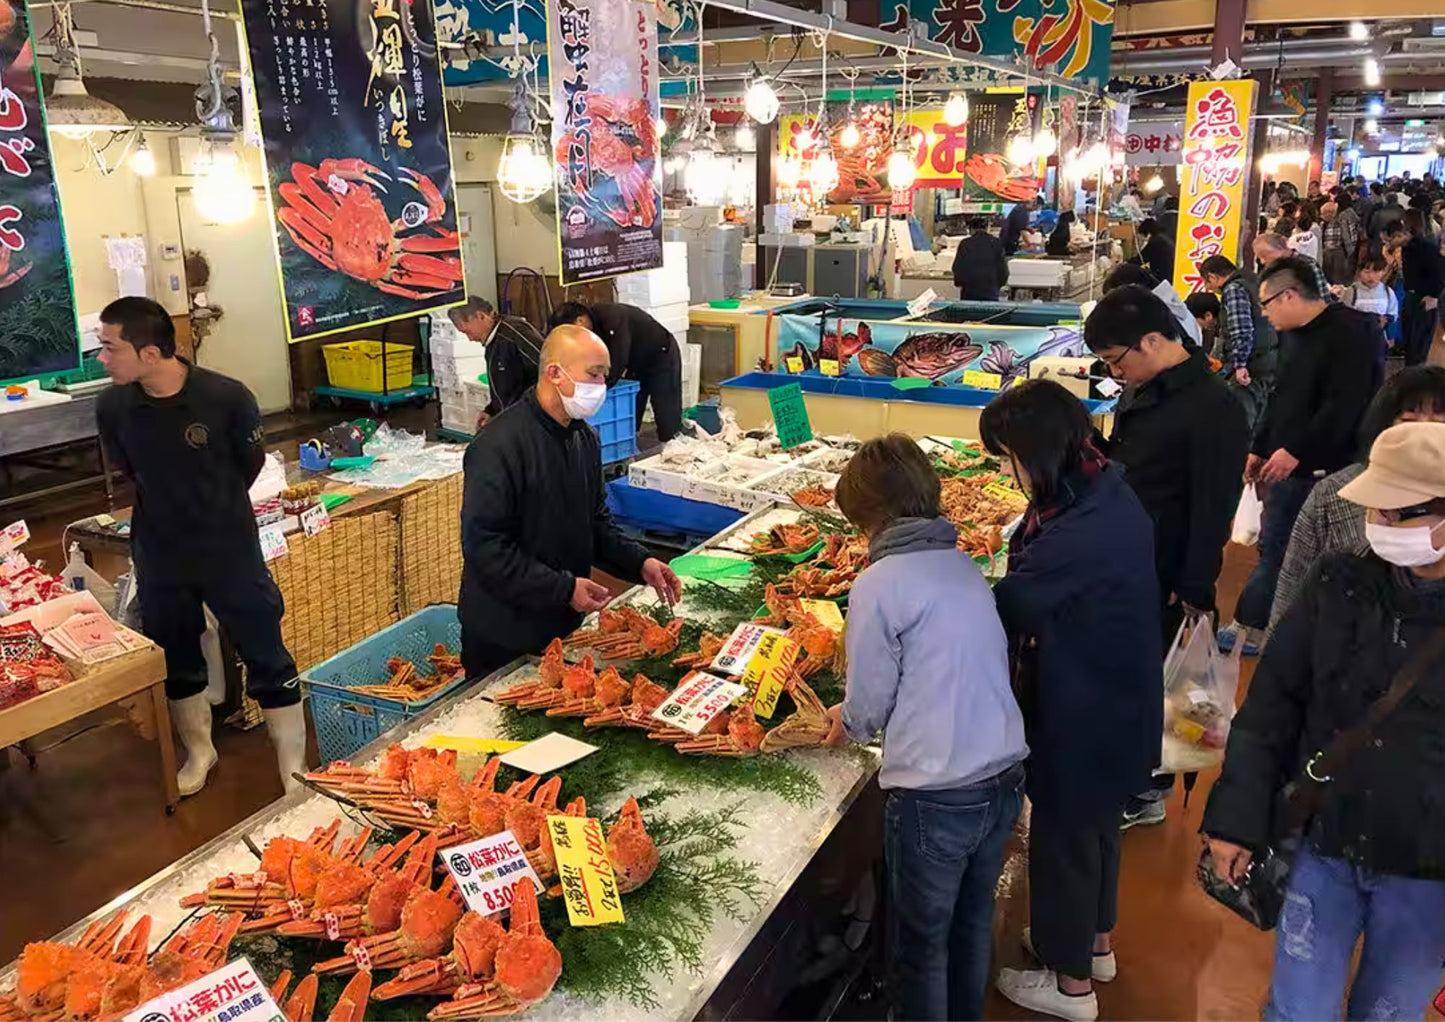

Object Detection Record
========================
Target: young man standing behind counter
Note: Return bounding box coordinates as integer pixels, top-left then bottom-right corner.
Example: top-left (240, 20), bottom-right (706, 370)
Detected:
top-left (94, 296), bottom-right (304, 798)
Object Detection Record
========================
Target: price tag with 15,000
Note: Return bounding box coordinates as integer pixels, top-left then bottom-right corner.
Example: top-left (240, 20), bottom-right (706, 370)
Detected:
top-left (547, 815), bottom-right (625, 926)
top-left (440, 829), bottom-right (542, 917)
top-left (122, 958), bottom-right (279, 1022)
top-left (741, 631), bottom-right (801, 717)
top-left (650, 671), bottom-right (749, 734)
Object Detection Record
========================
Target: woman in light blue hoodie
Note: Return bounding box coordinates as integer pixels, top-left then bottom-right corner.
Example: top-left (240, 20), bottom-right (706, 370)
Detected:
top-left (823, 434), bottom-right (1029, 1021)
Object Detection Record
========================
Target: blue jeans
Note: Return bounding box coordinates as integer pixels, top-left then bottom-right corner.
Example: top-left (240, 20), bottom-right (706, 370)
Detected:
top-left (1235, 476), bottom-right (1315, 630)
top-left (1265, 844), bottom-right (1445, 1021)
top-left (885, 763), bottom-right (1024, 1021)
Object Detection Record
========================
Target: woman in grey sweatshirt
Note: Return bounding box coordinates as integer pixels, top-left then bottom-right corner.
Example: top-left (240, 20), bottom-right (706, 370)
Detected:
top-left (823, 434), bottom-right (1028, 1022)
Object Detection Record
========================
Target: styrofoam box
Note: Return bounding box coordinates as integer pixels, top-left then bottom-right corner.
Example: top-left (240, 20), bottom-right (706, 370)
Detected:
top-left (681, 341), bottom-right (702, 409)
top-left (627, 453), bottom-right (687, 496)
top-left (749, 463), bottom-right (840, 502)
top-left (683, 455), bottom-right (779, 511)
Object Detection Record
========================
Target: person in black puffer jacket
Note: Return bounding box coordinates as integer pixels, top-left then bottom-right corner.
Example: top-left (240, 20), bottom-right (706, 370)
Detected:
top-left (1203, 421), bottom-right (1445, 1022)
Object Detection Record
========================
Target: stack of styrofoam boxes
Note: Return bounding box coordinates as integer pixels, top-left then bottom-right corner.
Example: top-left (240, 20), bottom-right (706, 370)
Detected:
top-left (616, 241), bottom-right (703, 415)
top-left (430, 311), bottom-right (490, 433)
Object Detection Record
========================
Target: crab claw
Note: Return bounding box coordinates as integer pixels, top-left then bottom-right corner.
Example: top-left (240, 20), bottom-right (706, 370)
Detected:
top-left (315, 158), bottom-right (391, 192)
top-left (326, 971), bottom-right (372, 1022)
top-left (281, 973), bottom-right (317, 1022)
top-left (397, 167), bottom-right (446, 220)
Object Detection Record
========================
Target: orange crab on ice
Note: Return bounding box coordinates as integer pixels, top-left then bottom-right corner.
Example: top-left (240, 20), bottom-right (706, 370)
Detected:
top-left (277, 158), bottom-right (462, 300)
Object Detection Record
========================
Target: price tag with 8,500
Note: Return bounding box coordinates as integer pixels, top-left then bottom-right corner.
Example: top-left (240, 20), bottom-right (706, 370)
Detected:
top-left (741, 631), bottom-right (800, 717)
top-left (440, 829), bottom-right (542, 917)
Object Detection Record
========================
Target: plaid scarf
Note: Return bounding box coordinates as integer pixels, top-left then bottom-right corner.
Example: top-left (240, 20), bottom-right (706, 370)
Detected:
top-left (1021, 437), bottom-right (1108, 542)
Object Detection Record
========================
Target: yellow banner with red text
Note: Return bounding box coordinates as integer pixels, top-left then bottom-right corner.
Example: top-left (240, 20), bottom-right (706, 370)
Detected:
top-left (1172, 79), bottom-right (1257, 295)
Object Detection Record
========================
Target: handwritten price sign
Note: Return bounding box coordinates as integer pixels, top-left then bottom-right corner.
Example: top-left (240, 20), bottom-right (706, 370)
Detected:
top-left (547, 815), bottom-right (625, 926)
top-left (440, 829), bottom-right (542, 917)
top-left (741, 631), bottom-right (800, 718)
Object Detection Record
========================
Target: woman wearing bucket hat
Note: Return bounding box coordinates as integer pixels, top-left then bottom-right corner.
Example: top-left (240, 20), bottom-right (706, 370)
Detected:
top-left (1202, 421), bottom-right (1445, 1021)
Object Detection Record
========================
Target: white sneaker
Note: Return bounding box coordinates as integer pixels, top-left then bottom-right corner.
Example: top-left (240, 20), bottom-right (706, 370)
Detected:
top-left (996, 967), bottom-right (1099, 1021)
top-left (1022, 926), bottom-right (1117, 982)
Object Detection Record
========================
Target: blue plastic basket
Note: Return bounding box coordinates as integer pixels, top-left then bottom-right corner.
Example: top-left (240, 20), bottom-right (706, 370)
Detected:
top-left (587, 380), bottom-right (639, 465)
top-left (301, 605), bottom-right (469, 765)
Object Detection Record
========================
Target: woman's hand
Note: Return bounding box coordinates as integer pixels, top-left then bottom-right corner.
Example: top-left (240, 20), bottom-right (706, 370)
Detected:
top-left (1207, 838), bottom-right (1254, 884)
top-left (823, 704), bottom-right (849, 747)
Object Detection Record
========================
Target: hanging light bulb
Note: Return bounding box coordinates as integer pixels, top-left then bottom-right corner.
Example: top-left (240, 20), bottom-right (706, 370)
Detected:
top-left (1007, 134), bottom-right (1034, 166)
top-left (655, 114), bottom-right (669, 139)
top-left (193, 142), bottom-right (255, 224)
top-left (808, 113), bottom-right (839, 196)
top-left (1033, 128), bottom-right (1057, 158)
top-left (887, 134), bottom-right (917, 190)
top-left (943, 92), bottom-right (968, 127)
top-left (1143, 173), bottom-right (1164, 194)
top-left (129, 135), bottom-right (156, 176)
top-left (685, 141), bottom-right (729, 204)
top-left (1365, 117), bottom-right (1379, 134)
top-left (1363, 57), bottom-right (1382, 88)
top-left (745, 75), bottom-right (780, 124)
top-left (840, 120), bottom-right (861, 149)
top-left (734, 122), bottom-right (756, 151)
top-left (497, 83), bottom-right (552, 203)
top-left (1349, 20), bottom-right (1370, 41)
top-left (777, 154), bottom-right (802, 188)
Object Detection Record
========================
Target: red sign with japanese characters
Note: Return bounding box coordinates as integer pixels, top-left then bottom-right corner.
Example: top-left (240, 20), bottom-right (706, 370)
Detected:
top-left (0, 0), bottom-right (80, 385)
top-left (1172, 80), bottom-right (1256, 295)
top-left (1123, 124), bottom-right (1183, 166)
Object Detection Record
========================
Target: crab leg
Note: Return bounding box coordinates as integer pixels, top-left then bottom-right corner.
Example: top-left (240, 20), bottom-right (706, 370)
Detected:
top-left (399, 252), bottom-right (463, 277)
top-left (376, 281), bottom-right (454, 300)
top-left (327, 971), bottom-right (372, 1022)
top-left (315, 157), bottom-right (391, 192)
top-left (280, 973), bottom-right (318, 1022)
top-left (400, 230), bottom-right (461, 252)
top-left (279, 211), bottom-right (340, 272)
top-left (398, 166), bottom-right (446, 220)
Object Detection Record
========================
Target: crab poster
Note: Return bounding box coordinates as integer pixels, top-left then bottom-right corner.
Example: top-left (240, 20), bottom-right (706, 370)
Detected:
top-left (0, 0), bottom-right (81, 385)
top-left (548, 0), bottom-right (663, 285)
top-left (961, 91), bottom-right (1041, 203)
top-left (241, 0), bottom-right (464, 341)
top-left (776, 316), bottom-right (1085, 391)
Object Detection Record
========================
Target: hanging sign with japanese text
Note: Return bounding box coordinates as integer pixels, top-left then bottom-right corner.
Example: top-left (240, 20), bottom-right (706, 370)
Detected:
top-left (547, 814), bottom-right (625, 926)
top-left (902, 0), bottom-right (1116, 86)
top-left (1124, 123), bottom-right (1183, 166)
top-left (548, 0), bottom-right (663, 285)
top-left (122, 958), bottom-right (281, 1022)
top-left (240, 0), bottom-right (465, 341)
top-left (1172, 79), bottom-right (1256, 295)
top-left (960, 92), bottom-right (1040, 202)
top-left (0, 0), bottom-right (80, 385)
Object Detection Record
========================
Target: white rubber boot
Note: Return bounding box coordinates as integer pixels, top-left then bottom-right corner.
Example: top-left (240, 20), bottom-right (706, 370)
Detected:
top-left (264, 704), bottom-right (307, 795)
top-left (169, 694), bottom-right (218, 797)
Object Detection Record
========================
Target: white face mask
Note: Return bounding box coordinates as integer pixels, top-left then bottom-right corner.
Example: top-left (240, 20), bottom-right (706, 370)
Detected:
top-left (556, 367), bottom-right (607, 420)
top-left (1365, 519), bottom-right (1445, 568)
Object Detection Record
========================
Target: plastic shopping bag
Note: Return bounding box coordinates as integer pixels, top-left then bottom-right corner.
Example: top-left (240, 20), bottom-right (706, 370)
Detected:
top-left (1231, 484), bottom-right (1262, 546)
top-left (1158, 615), bottom-right (1242, 773)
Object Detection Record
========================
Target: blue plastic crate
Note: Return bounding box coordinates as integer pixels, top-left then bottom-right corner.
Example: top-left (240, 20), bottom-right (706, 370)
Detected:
top-left (301, 605), bottom-right (468, 765)
top-left (587, 379), bottom-right (639, 465)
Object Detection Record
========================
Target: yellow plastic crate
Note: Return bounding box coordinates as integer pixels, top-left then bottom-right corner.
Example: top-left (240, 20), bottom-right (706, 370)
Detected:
top-left (321, 341), bottom-right (415, 393)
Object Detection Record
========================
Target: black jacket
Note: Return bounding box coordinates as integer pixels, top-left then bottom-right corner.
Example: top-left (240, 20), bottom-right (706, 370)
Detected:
top-left (484, 316), bottom-right (544, 416)
top-left (1203, 553), bottom-right (1445, 880)
top-left (994, 466), bottom-right (1163, 822)
top-left (1107, 350), bottom-right (1249, 610)
top-left (458, 390), bottom-right (649, 655)
top-left (1001, 204), bottom-right (1031, 255)
top-left (589, 303), bottom-right (676, 387)
top-left (1367, 201), bottom-right (1403, 239)
top-left (1251, 302), bottom-right (1382, 475)
top-left (952, 231), bottom-right (1009, 300)
top-left (1139, 232), bottom-right (1175, 283)
top-left (1401, 236), bottom-right (1445, 298)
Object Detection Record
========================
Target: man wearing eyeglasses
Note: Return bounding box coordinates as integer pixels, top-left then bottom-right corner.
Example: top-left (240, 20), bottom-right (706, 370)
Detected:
top-left (1219, 256), bottom-right (1383, 655)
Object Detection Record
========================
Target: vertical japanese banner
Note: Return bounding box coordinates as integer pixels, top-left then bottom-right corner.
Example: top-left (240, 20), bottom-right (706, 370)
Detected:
top-left (549, 0), bottom-right (663, 285)
top-left (1172, 79), bottom-right (1255, 295)
top-left (961, 91), bottom-right (1040, 202)
top-left (1056, 93), bottom-right (1079, 210)
top-left (240, 0), bottom-right (465, 341)
top-left (0, 0), bottom-right (81, 384)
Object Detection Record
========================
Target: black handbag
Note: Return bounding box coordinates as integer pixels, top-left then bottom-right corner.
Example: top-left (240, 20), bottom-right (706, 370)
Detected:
top-left (1199, 629), bottom-right (1445, 930)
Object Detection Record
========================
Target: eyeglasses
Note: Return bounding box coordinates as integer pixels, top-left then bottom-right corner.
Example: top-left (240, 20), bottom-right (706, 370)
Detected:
top-left (1260, 287), bottom-right (1297, 309)
top-left (1100, 347), bottom-right (1135, 369)
top-left (1379, 502), bottom-right (1444, 524)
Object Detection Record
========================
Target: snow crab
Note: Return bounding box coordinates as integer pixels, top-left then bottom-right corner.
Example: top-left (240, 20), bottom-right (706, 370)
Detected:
top-left (755, 583), bottom-right (805, 628)
top-left (370, 910), bottom-right (507, 1000)
top-left (780, 564), bottom-right (857, 599)
top-left (514, 655), bottom-right (596, 711)
top-left (606, 797), bottom-right (660, 893)
top-left (277, 159), bottom-right (462, 300)
top-left (674, 694), bottom-right (766, 757)
top-left (269, 970), bottom-right (370, 1022)
top-left (672, 631), bottom-right (726, 670)
top-left (544, 663), bottom-right (629, 718)
top-left (749, 522), bottom-right (821, 556)
top-left (427, 880), bottom-right (563, 1019)
top-left (567, 608), bottom-right (684, 661)
top-left (760, 676), bottom-right (834, 752)
top-left (275, 833), bottom-right (436, 942)
top-left (314, 879), bottom-right (466, 976)
top-left (554, 94), bottom-right (659, 229)
top-left (963, 152), bottom-right (1040, 203)
top-left (789, 615), bottom-right (840, 678)
top-left (0, 912), bottom-right (151, 1021)
top-left (581, 672), bottom-right (670, 729)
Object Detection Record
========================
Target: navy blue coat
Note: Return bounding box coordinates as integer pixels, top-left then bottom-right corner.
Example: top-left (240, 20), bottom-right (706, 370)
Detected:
top-left (994, 465), bottom-right (1163, 822)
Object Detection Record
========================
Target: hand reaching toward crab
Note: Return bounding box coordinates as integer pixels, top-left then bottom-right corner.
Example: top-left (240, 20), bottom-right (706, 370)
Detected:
top-left (570, 578), bottom-right (612, 614)
top-left (642, 557), bottom-right (682, 606)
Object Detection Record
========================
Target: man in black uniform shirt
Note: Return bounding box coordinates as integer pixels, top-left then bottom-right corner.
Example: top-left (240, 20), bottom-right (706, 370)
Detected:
top-left (548, 301), bottom-right (684, 442)
top-left (447, 297), bottom-right (543, 428)
top-left (458, 324), bottom-right (682, 677)
top-left (95, 297), bottom-right (304, 798)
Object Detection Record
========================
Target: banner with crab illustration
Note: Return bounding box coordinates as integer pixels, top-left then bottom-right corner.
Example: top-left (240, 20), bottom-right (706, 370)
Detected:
top-left (0, 0), bottom-right (81, 385)
top-left (241, 0), bottom-right (464, 342)
top-left (775, 315), bottom-right (1085, 391)
top-left (548, 0), bottom-right (663, 285)
top-left (898, 0), bottom-right (1115, 87)
top-left (961, 91), bottom-right (1041, 203)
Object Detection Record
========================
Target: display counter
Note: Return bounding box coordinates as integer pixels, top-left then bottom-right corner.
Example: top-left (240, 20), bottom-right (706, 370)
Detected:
top-left (686, 294), bottom-right (808, 385)
top-left (0, 506), bottom-right (882, 1021)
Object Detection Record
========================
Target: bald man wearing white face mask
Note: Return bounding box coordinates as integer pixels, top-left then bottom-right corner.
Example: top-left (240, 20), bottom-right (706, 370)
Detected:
top-left (457, 325), bottom-right (682, 677)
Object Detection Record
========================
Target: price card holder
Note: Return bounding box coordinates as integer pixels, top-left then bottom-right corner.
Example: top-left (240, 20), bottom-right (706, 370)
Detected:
top-left (258, 524), bottom-right (288, 562)
top-left (741, 632), bottom-right (800, 718)
top-left (0, 520), bottom-right (29, 556)
top-left (651, 671), bottom-right (748, 734)
top-left (905, 287), bottom-right (938, 318)
top-left (819, 358), bottom-right (840, 377)
top-left (962, 369), bottom-right (1002, 390)
top-left (768, 383), bottom-right (814, 449)
top-left (441, 830), bottom-right (543, 916)
top-left (122, 958), bottom-right (280, 1022)
top-left (300, 503), bottom-right (331, 537)
top-left (547, 815), bottom-right (625, 926)
top-left (983, 482), bottom-right (1028, 507)
top-left (785, 356), bottom-right (804, 374)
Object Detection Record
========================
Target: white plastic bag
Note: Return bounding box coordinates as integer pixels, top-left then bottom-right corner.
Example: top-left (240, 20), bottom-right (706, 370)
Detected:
top-left (1158, 616), bottom-right (1242, 773)
top-left (1231, 484), bottom-right (1262, 546)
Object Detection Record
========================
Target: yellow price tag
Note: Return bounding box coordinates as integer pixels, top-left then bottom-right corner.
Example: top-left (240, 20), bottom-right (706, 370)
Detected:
top-left (785, 356), bottom-right (804, 374)
top-left (798, 598), bottom-right (844, 634)
top-left (547, 815), bottom-right (625, 926)
top-left (741, 632), bottom-right (800, 718)
top-left (819, 358), bottom-right (840, 377)
top-left (983, 482), bottom-right (1028, 506)
top-left (962, 369), bottom-right (1002, 390)
top-left (422, 736), bottom-right (528, 755)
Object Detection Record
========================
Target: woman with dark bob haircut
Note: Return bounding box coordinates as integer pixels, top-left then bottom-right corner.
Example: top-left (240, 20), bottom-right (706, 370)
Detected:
top-left (981, 380), bottom-right (1163, 1022)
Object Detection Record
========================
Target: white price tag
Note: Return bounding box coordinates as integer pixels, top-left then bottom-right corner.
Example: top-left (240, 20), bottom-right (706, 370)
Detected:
top-left (709, 622), bottom-right (781, 676)
top-left (650, 670), bottom-right (748, 735)
top-left (0, 519), bottom-right (29, 555)
top-left (300, 503), bottom-right (331, 537)
top-left (441, 829), bottom-right (543, 916)
top-left (258, 524), bottom-right (288, 562)
top-left (1096, 377), bottom-right (1123, 398)
top-left (122, 958), bottom-right (280, 1022)
top-left (905, 288), bottom-right (938, 318)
